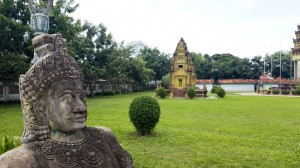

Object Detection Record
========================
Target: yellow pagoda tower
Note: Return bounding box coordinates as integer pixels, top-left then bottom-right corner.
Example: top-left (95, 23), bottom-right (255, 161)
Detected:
top-left (292, 24), bottom-right (300, 80)
top-left (169, 38), bottom-right (196, 97)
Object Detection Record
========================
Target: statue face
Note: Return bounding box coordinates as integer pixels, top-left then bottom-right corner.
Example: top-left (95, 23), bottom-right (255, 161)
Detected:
top-left (47, 80), bottom-right (87, 132)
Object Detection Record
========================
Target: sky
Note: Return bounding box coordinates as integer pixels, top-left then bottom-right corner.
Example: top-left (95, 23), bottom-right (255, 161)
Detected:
top-left (71, 0), bottom-right (300, 58)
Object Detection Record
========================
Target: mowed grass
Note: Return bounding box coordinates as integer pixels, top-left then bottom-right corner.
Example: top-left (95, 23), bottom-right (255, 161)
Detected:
top-left (1, 92), bottom-right (300, 167)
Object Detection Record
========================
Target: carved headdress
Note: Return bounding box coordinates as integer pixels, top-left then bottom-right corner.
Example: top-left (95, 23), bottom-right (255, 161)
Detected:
top-left (19, 34), bottom-right (83, 143)
top-left (28, 0), bottom-right (53, 15)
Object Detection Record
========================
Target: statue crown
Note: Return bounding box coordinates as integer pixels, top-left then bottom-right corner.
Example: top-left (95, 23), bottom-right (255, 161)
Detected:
top-left (20, 34), bottom-right (82, 102)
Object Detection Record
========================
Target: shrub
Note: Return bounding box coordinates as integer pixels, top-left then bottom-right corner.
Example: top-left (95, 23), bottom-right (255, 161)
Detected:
top-left (129, 96), bottom-right (161, 135)
top-left (157, 87), bottom-right (167, 98)
top-left (266, 90), bottom-right (271, 94)
top-left (211, 86), bottom-right (221, 93)
top-left (216, 87), bottom-right (226, 98)
top-left (204, 90), bottom-right (208, 97)
top-left (272, 90), bottom-right (279, 95)
top-left (0, 136), bottom-right (21, 155)
top-left (187, 87), bottom-right (196, 99)
top-left (281, 90), bottom-right (290, 95)
top-left (102, 91), bottom-right (114, 96)
top-left (161, 74), bottom-right (170, 89)
top-left (211, 86), bottom-right (216, 93)
top-left (295, 85), bottom-right (300, 95)
top-left (292, 90), bottom-right (297, 95)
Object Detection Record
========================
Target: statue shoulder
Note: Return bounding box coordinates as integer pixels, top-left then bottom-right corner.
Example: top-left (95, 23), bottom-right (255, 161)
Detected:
top-left (91, 126), bottom-right (118, 143)
top-left (93, 126), bottom-right (114, 135)
top-left (0, 145), bottom-right (38, 168)
top-left (90, 126), bottom-right (134, 168)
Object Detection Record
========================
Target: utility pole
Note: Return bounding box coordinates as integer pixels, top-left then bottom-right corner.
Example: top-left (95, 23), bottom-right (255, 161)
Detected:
top-left (271, 54), bottom-right (273, 78)
top-left (271, 54), bottom-right (273, 94)
top-left (290, 52), bottom-right (293, 95)
top-left (263, 58), bottom-right (266, 93)
top-left (280, 50), bottom-right (282, 94)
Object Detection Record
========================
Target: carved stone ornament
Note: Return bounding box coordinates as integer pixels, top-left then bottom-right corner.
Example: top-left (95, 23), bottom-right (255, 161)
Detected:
top-left (28, 0), bottom-right (53, 35)
top-left (30, 13), bottom-right (50, 35)
top-left (28, 0), bottom-right (53, 15)
top-left (25, 127), bottom-right (133, 168)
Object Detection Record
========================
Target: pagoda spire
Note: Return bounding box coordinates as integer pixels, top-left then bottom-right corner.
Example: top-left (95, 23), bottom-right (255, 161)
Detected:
top-left (169, 38), bottom-right (196, 97)
top-left (292, 24), bottom-right (300, 80)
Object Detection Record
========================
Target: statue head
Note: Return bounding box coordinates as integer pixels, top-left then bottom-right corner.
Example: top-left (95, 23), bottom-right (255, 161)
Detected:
top-left (19, 34), bottom-right (87, 143)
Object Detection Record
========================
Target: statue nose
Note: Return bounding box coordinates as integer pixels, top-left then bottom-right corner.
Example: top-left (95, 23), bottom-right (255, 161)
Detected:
top-left (74, 97), bottom-right (86, 113)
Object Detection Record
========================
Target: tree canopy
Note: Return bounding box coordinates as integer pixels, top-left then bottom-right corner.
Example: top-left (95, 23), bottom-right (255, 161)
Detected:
top-left (191, 52), bottom-right (293, 81)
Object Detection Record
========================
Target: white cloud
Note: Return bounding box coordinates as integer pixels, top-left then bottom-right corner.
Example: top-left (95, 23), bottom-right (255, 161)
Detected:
top-left (71, 0), bottom-right (300, 58)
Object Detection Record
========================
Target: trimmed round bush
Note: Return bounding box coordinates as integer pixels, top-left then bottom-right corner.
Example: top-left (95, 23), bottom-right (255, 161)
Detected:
top-left (272, 90), bottom-right (279, 95)
top-left (157, 87), bottom-right (167, 98)
top-left (211, 86), bottom-right (221, 93)
top-left (187, 87), bottom-right (196, 99)
top-left (216, 87), bottom-right (226, 98)
top-left (129, 96), bottom-right (161, 135)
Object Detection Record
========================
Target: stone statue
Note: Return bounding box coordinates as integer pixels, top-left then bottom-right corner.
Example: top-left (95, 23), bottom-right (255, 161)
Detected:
top-left (0, 34), bottom-right (134, 168)
top-left (28, 0), bottom-right (53, 64)
top-left (28, 0), bottom-right (53, 36)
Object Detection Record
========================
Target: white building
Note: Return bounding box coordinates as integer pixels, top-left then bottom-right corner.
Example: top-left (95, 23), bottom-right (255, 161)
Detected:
top-left (0, 82), bottom-right (20, 102)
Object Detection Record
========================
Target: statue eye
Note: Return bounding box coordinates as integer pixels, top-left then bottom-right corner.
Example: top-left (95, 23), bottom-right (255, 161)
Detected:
top-left (64, 94), bottom-right (73, 101)
top-left (59, 92), bottom-right (75, 102)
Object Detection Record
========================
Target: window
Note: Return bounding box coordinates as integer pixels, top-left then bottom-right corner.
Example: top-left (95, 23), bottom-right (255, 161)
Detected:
top-left (178, 65), bottom-right (183, 68)
top-left (179, 79), bottom-right (182, 87)
top-left (9, 85), bottom-right (19, 94)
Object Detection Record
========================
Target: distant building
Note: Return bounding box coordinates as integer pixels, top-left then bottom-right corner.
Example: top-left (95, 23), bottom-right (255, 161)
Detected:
top-left (292, 24), bottom-right (300, 80)
top-left (169, 38), bottom-right (196, 97)
top-left (0, 82), bottom-right (20, 102)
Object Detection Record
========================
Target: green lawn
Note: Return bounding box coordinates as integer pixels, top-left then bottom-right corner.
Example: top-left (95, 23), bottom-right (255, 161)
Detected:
top-left (1, 92), bottom-right (300, 167)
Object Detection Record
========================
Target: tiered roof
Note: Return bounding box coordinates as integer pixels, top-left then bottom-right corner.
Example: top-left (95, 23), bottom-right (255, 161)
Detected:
top-left (292, 25), bottom-right (300, 61)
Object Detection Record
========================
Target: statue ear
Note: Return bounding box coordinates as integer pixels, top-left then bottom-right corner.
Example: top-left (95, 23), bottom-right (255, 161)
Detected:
top-left (34, 100), bottom-right (48, 126)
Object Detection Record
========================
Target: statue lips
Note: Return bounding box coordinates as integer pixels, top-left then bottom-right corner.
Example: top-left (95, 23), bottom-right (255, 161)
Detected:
top-left (73, 113), bottom-right (87, 122)
top-left (74, 117), bottom-right (85, 122)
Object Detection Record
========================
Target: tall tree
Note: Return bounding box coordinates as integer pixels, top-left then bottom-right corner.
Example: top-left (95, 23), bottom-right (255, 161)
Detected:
top-left (250, 55), bottom-right (263, 79)
top-left (0, 0), bottom-right (81, 85)
top-left (190, 52), bottom-right (213, 79)
top-left (0, 0), bottom-right (32, 90)
top-left (238, 58), bottom-right (252, 79)
top-left (211, 53), bottom-right (237, 79)
top-left (0, 0), bottom-right (32, 56)
top-left (138, 46), bottom-right (171, 83)
top-left (74, 22), bottom-right (115, 95)
top-left (49, 0), bottom-right (80, 56)
top-left (265, 51), bottom-right (292, 79)
top-left (126, 56), bottom-right (154, 87)
top-left (0, 52), bottom-right (29, 85)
